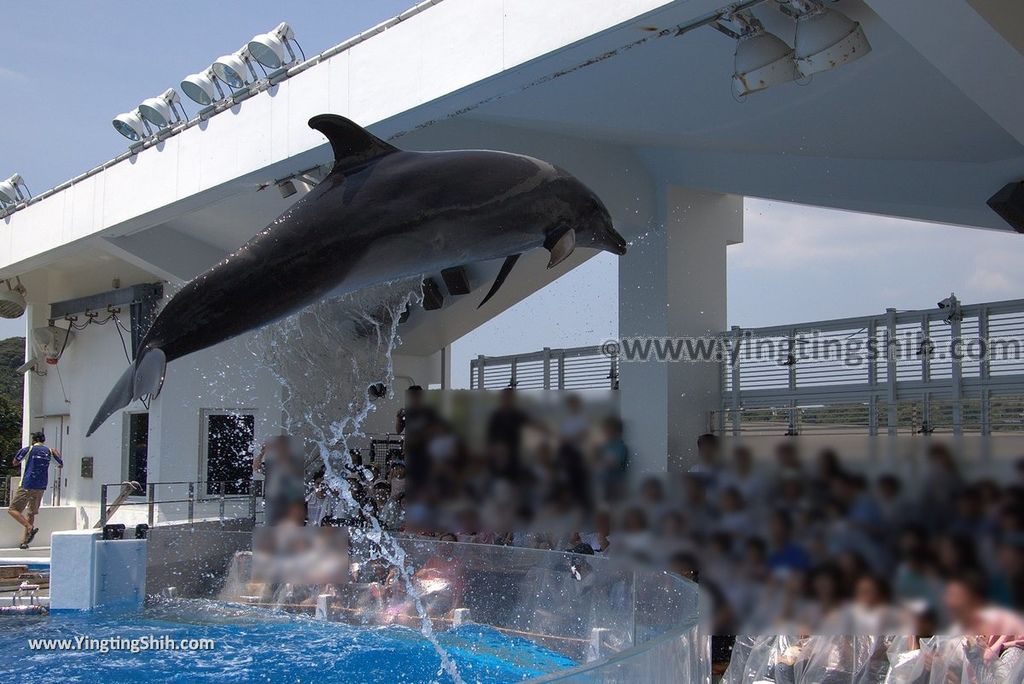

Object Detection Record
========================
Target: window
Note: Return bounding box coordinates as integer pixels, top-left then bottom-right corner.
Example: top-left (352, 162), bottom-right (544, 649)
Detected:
top-left (201, 411), bottom-right (255, 496)
top-left (124, 412), bottom-right (149, 489)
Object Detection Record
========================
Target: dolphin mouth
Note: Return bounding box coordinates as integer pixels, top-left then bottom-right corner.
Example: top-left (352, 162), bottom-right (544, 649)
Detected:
top-left (604, 227), bottom-right (628, 255)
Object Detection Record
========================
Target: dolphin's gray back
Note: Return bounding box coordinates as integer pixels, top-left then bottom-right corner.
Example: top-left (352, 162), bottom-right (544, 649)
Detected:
top-left (138, 150), bottom-right (555, 363)
top-left (88, 114), bottom-right (614, 438)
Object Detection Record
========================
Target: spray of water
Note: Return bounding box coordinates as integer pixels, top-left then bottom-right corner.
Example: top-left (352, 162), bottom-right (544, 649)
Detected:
top-left (250, 277), bottom-right (463, 684)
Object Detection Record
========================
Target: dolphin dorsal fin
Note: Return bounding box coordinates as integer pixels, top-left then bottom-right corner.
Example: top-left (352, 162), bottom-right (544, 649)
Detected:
top-left (308, 114), bottom-right (399, 172)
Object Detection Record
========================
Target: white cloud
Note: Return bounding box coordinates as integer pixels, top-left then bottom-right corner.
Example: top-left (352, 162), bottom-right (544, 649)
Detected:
top-left (0, 66), bottom-right (26, 82)
top-left (729, 198), bottom-right (1024, 327)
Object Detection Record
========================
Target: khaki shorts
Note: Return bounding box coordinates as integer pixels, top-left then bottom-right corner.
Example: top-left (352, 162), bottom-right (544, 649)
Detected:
top-left (9, 487), bottom-right (44, 517)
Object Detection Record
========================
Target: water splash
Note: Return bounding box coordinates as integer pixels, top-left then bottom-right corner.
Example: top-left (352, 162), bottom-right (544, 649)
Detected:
top-left (249, 277), bottom-right (464, 684)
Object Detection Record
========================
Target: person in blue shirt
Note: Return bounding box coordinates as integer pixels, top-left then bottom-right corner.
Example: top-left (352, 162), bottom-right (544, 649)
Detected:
top-left (8, 431), bottom-right (63, 549)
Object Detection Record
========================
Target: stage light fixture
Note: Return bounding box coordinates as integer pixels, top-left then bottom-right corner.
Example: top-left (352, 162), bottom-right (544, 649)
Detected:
top-left (789, 0), bottom-right (871, 77)
top-left (181, 68), bottom-right (224, 106)
top-left (731, 12), bottom-right (797, 96)
top-left (0, 173), bottom-right (30, 206)
top-left (0, 279), bottom-right (27, 319)
top-left (213, 48), bottom-right (257, 90)
top-left (112, 109), bottom-right (150, 141)
top-left (138, 88), bottom-right (183, 129)
top-left (277, 180), bottom-right (298, 198)
top-left (248, 22), bottom-right (297, 70)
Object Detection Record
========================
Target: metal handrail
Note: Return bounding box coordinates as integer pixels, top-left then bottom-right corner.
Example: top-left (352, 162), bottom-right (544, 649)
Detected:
top-left (99, 479), bottom-right (264, 529)
top-left (723, 297), bottom-right (1024, 436)
top-left (468, 297), bottom-right (1024, 437)
top-left (470, 345), bottom-right (618, 391)
top-left (50, 466), bottom-right (62, 507)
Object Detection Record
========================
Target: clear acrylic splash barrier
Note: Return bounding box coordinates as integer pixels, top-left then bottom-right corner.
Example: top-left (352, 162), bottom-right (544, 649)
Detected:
top-left (218, 535), bottom-right (708, 682)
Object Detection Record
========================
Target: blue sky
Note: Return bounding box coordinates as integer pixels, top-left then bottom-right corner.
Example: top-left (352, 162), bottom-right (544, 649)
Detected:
top-left (450, 201), bottom-right (1024, 386)
top-left (4, 2), bottom-right (1024, 387)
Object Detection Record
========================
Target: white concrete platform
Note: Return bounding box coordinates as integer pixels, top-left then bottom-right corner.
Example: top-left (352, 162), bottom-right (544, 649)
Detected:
top-left (0, 548), bottom-right (51, 564)
top-left (50, 529), bottom-right (147, 610)
top-left (0, 506), bottom-right (76, 549)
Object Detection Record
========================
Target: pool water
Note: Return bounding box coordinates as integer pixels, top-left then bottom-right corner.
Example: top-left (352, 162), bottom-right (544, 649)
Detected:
top-left (0, 599), bottom-right (576, 683)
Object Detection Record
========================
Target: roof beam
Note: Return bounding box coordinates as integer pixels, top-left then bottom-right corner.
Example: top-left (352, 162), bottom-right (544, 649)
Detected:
top-left (864, 0), bottom-right (1024, 146)
top-left (98, 228), bottom-right (227, 284)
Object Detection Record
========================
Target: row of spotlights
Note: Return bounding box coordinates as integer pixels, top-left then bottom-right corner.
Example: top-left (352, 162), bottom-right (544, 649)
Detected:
top-left (112, 22), bottom-right (299, 141)
top-left (729, 0), bottom-right (871, 97)
top-left (0, 174), bottom-right (30, 207)
top-left (112, 87), bottom-right (186, 141)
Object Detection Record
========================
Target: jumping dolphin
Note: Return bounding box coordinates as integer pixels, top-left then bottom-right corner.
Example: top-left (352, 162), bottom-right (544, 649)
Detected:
top-left (86, 114), bottom-right (627, 436)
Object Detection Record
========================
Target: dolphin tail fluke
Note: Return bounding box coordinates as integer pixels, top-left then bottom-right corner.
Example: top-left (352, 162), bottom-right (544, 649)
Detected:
top-left (478, 254), bottom-right (521, 308)
top-left (86, 364), bottom-right (134, 437)
top-left (86, 348), bottom-right (167, 437)
top-left (132, 348), bottom-right (167, 402)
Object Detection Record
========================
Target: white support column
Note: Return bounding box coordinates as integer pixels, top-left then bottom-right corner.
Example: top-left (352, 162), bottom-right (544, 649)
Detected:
top-left (21, 303), bottom-right (47, 445)
top-left (618, 186), bottom-right (743, 471)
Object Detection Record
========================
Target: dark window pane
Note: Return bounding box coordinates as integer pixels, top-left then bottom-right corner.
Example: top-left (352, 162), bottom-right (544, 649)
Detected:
top-left (206, 413), bottom-right (255, 495)
top-left (127, 413), bottom-right (148, 489)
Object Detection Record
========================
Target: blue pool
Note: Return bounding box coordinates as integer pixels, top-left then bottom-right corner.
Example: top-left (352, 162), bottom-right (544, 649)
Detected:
top-left (0, 600), bottom-right (576, 683)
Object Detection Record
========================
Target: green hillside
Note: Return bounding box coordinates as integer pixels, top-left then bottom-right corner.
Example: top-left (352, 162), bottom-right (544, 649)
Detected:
top-left (0, 337), bottom-right (24, 474)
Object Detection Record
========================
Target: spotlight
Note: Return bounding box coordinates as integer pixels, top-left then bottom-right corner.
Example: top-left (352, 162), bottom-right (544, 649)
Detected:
top-left (112, 110), bottom-right (150, 141)
top-left (0, 279), bottom-right (27, 319)
top-left (789, 0), bottom-right (871, 77)
top-left (277, 180), bottom-right (298, 198)
top-left (731, 13), bottom-right (797, 96)
top-left (937, 294), bottom-right (962, 324)
top-left (247, 22), bottom-right (297, 70)
top-left (213, 48), bottom-right (257, 90)
top-left (138, 88), bottom-right (183, 129)
top-left (0, 173), bottom-right (30, 206)
top-left (181, 68), bottom-right (224, 106)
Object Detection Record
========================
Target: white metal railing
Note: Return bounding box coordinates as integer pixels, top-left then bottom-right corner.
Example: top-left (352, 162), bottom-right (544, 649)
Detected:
top-left (720, 296), bottom-right (1024, 436)
top-left (469, 345), bottom-right (617, 390)
top-left (468, 297), bottom-right (1024, 437)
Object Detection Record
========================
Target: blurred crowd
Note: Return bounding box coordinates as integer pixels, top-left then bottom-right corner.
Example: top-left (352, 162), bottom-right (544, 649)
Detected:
top-left (256, 386), bottom-right (1024, 682)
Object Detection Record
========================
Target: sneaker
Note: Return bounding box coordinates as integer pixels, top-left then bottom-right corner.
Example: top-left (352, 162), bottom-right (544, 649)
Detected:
top-left (18, 542), bottom-right (28, 550)
top-left (24, 528), bottom-right (39, 546)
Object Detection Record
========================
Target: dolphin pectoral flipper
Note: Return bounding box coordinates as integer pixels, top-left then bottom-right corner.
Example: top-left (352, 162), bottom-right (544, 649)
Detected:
top-left (308, 114), bottom-right (399, 172)
top-left (545, 227), bottom-right (576, 268)
top-left (478, 254), bottom-right (521, 308)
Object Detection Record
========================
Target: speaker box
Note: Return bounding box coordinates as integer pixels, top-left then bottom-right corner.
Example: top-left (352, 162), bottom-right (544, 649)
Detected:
top-left (987, 181), bottom-right (1024, 233)
top-left (441, 266), bottom-right (472, 296)
top-left (102, 523), bottom-right (126, 541)
top-left (422, 277), bottom-right (444, 310)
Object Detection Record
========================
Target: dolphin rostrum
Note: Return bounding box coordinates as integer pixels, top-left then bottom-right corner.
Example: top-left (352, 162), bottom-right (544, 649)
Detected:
top-left (86, 114), bottom-right (628, 436)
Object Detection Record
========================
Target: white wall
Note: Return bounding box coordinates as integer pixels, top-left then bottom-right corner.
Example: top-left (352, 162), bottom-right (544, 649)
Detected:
top-left (29, 290), bottom-right (285, 528)
top-left (1, 0), bottom-right (682, 277)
